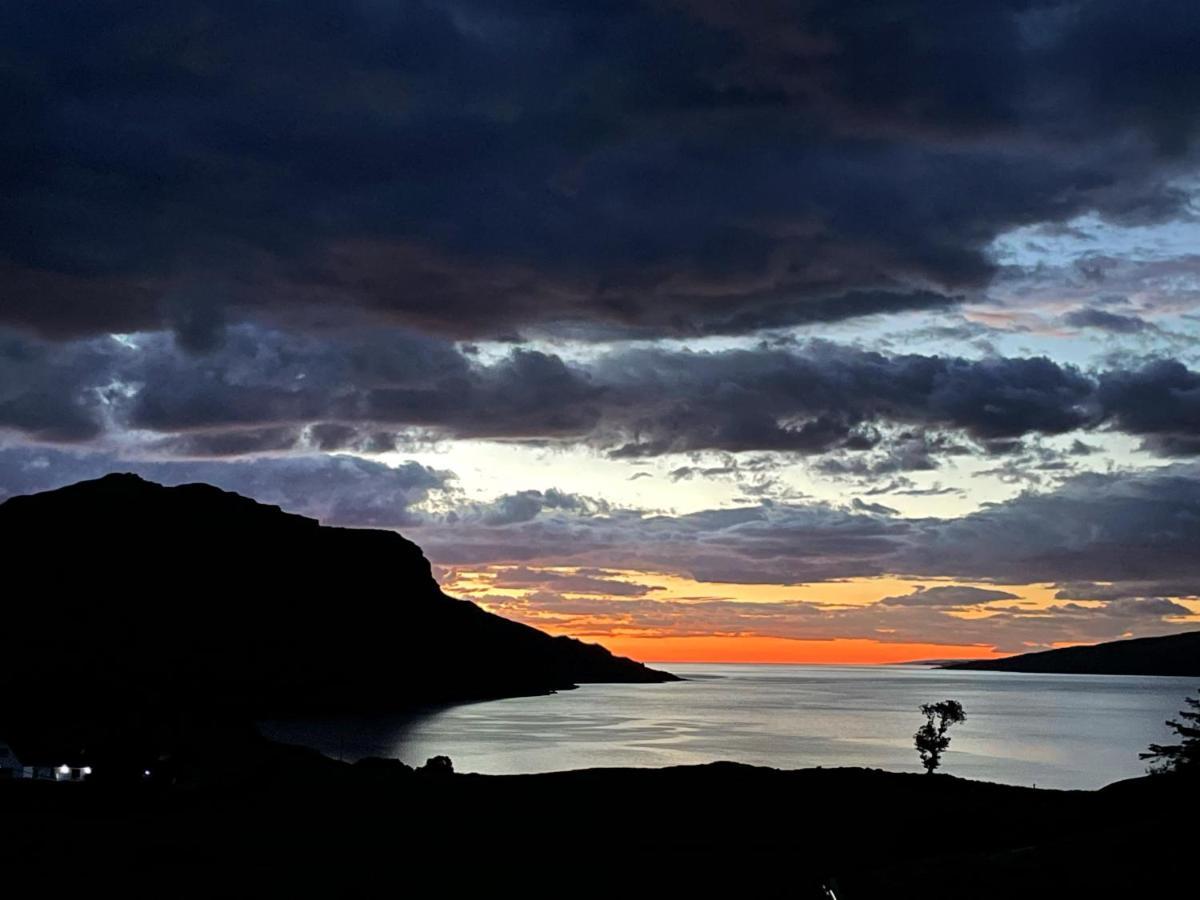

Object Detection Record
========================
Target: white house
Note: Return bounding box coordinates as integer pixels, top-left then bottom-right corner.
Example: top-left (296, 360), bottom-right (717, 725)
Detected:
top-left (45, 763), bottom-right (93, 782)
top-left (0, 739), bottom-right (93, 781)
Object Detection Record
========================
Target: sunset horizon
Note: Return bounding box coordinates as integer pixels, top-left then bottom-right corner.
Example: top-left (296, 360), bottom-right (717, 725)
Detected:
top-left (4, 1), bottom-right (1200, 662)
top-left (3, 3), bottom-right (1199, 892)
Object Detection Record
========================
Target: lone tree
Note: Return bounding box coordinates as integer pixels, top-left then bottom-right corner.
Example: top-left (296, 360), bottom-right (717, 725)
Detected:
top-left (914, 700), bottom-right (966, 774)
top-left (1140, 688), bottom-right (1200, 776)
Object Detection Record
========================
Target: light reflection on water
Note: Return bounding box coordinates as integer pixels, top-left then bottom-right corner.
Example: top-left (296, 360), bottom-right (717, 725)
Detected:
top-left (260, 664), bottom-right (1197, 789)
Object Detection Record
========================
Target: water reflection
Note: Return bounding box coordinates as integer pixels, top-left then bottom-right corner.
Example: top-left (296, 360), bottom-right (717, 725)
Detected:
top-left (260, 664), bottom-right (1196, 789)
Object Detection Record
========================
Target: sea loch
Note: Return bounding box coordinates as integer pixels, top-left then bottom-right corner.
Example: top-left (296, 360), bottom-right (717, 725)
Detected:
top-left (262, 664), bottom-right (1196, 790)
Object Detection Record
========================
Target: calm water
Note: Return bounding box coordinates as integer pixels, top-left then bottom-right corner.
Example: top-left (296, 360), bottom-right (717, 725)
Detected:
top-left (261, 664), bottom-right (1198, 790)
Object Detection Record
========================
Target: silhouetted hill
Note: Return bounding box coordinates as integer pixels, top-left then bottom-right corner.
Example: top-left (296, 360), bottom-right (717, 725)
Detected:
top-left (0, 474), bottom-right (674, 758)
top-left (0, 745), bottom-right (1191, 899)
top-left (944, 631), bottom-right (1200, 677)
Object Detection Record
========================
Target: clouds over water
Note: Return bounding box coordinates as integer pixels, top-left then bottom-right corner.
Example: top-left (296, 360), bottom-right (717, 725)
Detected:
top-left (3, 440), bottom-right (1197, 651)
top-left (5, 1), bottom-right (1200, 653)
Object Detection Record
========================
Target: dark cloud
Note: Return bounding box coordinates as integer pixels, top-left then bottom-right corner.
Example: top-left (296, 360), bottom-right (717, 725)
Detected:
top-left (669, 464), bottom-right (739, 482)
top-left (901, 468), bottom-right (1200, 585)
top-left (163, 284), bottom-right (230, 355)
top-left (3, 1), bottom-right (1200, 341)
top-left (1063, 307), bottom-right (1154, 334)
top-left (965, 441), bottom-right (1088, 488)
top-left (1048, 0), bottom-right (1200, 156)
top-left (0, 331), bottom-right (116, 442)
top-left (1096, 360), bottom-right (1200, 455)
top-left (816, 432), bottom-right (968, 478)
top-left (412, 499), bottom-right (912, 584)
top-left (1053, 581), bottom-right (1200, 602)
top-left (878, 585), bottom-right (1020, 607)
top-left (851, 498), bottom-right (899, 516)
top-left (8, 327), bottom-right (1200, 460)
top-left (152, 426), bottom-right (304, 458)
top-left (476, 488), bottom-right (609, 526)
top-left (597, 344), bottom-right (1099, 457)
top-left (487, 566), bottom-right (664, 598)
top-left (363, 348), bottom-right (603, 440)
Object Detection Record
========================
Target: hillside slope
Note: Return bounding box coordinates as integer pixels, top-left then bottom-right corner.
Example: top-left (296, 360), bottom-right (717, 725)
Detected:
top-left (944, 630), bottom-right (1200, 677)
top-left (0, 474), bottom-right (675, 731)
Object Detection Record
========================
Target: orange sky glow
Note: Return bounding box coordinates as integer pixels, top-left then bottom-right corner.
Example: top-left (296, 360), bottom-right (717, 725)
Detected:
top-left (590, 635), bottom-right (1003, 665)
top-left (437, 566), bottom-right (1105, 664)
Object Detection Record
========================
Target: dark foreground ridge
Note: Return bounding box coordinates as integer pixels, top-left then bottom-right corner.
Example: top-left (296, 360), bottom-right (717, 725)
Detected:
top-left (944, 630), bottom-right (1200, 677)
top-left (0, 474), bottom-right (675, 764)
top-left (0, 738), bottom-right (1193, 899)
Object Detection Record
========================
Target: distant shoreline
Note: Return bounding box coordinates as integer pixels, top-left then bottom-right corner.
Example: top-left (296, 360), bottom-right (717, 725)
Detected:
top-left (943, 630), bottom-right (1200, 678)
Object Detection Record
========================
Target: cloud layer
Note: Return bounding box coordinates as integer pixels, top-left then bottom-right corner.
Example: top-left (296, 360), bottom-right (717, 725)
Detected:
top-left (4, 1), bottom-right (1200, 342)
top-left (2, 443), bottom-right (1195, 651)
top-left (8, 444), bottom-right (1200, 597)
top-left (5, 1), bottom-right (1200, 656)
top-left (5, 326), bottom-right (1200, 464)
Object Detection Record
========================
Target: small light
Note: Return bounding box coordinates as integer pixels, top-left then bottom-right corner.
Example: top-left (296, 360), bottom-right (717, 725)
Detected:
top-left (81, 766), bottom-right (92, 775)
top-left (144, 769), bottom-right (151, 777)
top-left (57, 764), bottom-right (70, 775)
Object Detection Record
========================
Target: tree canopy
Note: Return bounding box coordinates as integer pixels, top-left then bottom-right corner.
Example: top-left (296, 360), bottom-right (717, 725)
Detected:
top-left (1141, 689), bottom-right (1200, 776)
top-left (914, 700), bottom-right (966, 775)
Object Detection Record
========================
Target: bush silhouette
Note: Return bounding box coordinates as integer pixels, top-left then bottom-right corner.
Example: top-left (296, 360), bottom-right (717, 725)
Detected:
top-left (1141, 688), bottom-right (1199, 776)
top-left (418, 755), bottom-right (454, 777)
top-left (914, 700), bottom-right (965, 774)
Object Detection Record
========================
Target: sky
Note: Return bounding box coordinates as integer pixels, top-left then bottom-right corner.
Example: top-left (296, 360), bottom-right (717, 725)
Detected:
top-left (3, 0), bottom-right (1200, 662)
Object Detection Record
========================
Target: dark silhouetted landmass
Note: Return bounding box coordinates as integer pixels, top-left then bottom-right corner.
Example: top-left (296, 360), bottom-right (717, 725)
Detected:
top-left (944, 631), bottom-right (1200, 677)
top-left (0, 474), bottom-right (674, 766)
top-left (0, 736), bottom-right (1191, 899)
top-left (896, 658), bottom-right (974, 667)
